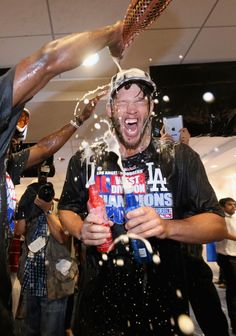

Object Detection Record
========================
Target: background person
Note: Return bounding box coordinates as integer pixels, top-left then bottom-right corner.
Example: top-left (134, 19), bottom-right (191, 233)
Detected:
top-left (217, 197), bottom-right (236, 335)
top-left (15, 176), bottom-right (73, 336)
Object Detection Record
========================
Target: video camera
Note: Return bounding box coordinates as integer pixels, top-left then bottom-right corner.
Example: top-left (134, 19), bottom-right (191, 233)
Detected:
top-left (38, 182), bottom-right (55, 202)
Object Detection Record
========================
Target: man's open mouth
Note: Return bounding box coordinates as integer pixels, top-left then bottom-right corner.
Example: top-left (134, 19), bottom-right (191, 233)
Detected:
top-left (124, 118), bottom-right (138, 135)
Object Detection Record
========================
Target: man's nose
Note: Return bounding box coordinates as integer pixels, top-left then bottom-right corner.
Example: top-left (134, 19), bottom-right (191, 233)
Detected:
top-left (127, 101), bottom-right (137, 113)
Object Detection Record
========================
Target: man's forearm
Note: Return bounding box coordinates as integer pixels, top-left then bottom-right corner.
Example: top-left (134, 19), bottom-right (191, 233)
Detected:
top-left (45, 212), bottom-right (68, 244)
top-left (26, 122), bottom-right (76, 169)
top-left (165, 213), bottom-right (227, 244)
top-left (13, 22), bottom-right (123, 106)
top-left (59, 209), bottom-right (83, 240)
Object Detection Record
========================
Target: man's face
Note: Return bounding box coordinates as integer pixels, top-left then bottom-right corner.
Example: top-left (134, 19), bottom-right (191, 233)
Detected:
top-left (17, 110), bottom-right (30, 130)
top-left (223, 200), bottom-right (236, 216)
top-left (12, 109), bottom-right (30, 144)
top-left (109, 84), bottom-right (151, 150)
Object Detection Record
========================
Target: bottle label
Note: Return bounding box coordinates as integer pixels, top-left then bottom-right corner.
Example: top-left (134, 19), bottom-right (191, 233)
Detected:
top-left (138, 247), bottom-right (148, 258)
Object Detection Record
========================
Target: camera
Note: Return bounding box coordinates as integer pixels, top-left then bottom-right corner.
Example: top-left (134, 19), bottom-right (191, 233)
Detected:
top-left (38, 182), bottom-right (55, 202)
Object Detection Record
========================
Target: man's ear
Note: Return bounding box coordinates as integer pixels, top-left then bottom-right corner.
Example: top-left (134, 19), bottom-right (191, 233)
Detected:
top-left (106, 102), bottom-right (112, 118)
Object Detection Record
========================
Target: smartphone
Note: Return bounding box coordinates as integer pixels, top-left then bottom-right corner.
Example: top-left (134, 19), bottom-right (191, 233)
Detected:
top-left (163, 115), bottom-right (183, 142)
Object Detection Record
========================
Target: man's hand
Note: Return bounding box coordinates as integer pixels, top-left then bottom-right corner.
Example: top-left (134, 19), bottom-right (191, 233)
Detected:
top-left (179, 127), bottom-right (190, 145)
top-left (81, 212), bottom-right (113, 246)
top-left (160, 125), bottom-right (190, 145)
top-left (125, 206), bottom-right (168, 239)
top-left (108, 20), bottom-right (125, 58)
top-left (34, 196), bottom-right (53, 213)
top-left (75, 91), bottom-right (107, 126)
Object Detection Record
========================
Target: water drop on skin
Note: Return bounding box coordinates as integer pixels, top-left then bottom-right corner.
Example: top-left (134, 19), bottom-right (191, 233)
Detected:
top-left (95, 123), bottom-right (101, 130)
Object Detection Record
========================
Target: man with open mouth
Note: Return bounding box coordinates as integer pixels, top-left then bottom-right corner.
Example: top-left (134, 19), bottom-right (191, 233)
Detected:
top-left (59, 68), bottom-right (228, 336)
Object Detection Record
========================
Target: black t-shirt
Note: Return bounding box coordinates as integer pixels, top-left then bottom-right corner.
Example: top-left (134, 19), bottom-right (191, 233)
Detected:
top-left (59, 140), bottom-right (223, 336)
top-left (7, 148), bottom-right (30, 185)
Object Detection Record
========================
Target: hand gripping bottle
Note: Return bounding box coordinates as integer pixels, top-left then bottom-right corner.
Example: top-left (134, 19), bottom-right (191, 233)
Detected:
top-left (124, 184), bottom-right (152, 263)
top-left (88, 184), bottom-right (113, 253)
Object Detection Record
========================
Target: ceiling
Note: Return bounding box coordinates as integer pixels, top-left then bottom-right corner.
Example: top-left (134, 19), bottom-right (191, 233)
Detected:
top-left (1, 0), bottom-right (235, 197)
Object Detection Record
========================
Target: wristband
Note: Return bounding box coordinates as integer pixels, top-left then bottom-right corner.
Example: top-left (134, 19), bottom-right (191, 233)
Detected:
top-left (70, 116), bottom-right (83, 129)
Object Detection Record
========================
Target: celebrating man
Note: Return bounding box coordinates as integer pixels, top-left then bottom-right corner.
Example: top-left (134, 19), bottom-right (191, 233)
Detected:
top-left (58, 68), bottom-right (227, 335)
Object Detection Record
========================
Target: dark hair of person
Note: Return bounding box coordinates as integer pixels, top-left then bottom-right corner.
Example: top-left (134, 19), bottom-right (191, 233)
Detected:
top-left (219, 197), bottom-right (235, 207)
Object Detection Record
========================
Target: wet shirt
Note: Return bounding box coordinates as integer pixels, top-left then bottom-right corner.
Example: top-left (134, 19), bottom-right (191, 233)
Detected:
top-left (7, 148), bottom-right (30, 185)
top-left (59, 140), bottom-right (223, 336)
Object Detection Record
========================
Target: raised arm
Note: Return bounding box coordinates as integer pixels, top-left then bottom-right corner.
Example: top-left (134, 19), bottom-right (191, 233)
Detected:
top-left (25, 95), bottom-right (102, 169)
top-left (13, 21), bottom-right (124, 106)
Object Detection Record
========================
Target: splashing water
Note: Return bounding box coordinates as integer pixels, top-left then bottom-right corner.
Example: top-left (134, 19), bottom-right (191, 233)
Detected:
top-left (111, 56), bottom-right (122, 72)
top-left (107, 233), bottom-right (160, 265)
top-left (101, 119), bottom-right (124, 172)
top-left (73, 85), bottom-right (110, 118)
top-left (72, 54), bottom-right (123, 126)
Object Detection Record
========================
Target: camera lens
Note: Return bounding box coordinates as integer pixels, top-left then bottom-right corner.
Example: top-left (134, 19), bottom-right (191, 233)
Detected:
top-left (38, 182), bottom-right (55, 202)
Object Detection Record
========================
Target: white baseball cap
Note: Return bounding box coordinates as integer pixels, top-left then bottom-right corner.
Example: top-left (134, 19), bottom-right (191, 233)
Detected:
top-left (109, 68), bottom-right (156, 100)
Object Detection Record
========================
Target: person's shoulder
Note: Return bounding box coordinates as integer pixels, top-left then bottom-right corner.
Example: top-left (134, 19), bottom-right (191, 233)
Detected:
top-left (0, 67), bottom-right (15, 85)
top-left (174, 142), bottom-right (200, 159)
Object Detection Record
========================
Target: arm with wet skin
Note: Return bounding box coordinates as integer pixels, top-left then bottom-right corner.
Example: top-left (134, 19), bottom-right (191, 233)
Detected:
top-left (59, 209), bottom-right (113, 246)
top-left (25, 95), bottom-right (102, 169)
top-left (125, 206), bottom-right (227, 244)
top-left (12, 21), bottom-right (124, 107)
top-left (34, 197), bottom-right (67, 244)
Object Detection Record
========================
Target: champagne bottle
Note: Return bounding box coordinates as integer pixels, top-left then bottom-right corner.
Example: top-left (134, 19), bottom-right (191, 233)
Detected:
top-left (124, 183), bottom-right (151, 263)
top-left (88, 184), bottom-right (113, 253)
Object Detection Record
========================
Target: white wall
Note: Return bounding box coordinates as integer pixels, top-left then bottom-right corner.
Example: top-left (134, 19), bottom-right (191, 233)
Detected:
top-left (207, 163), bottom-right (236, 201)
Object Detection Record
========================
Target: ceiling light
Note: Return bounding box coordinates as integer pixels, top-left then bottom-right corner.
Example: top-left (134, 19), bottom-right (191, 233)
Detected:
top-left (82, 53), bottom-right (99, 66)
top-left (202, 92), bottom-right (215, 103)
top-left (210, 165), bottom-right (218, 168)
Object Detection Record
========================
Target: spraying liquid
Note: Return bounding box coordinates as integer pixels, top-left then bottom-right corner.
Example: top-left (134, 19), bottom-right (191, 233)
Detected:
top-left (87, 183), bottom-right (113, 253)
top-left (73, 85), bottom-right (109, 118)
top-left (72, 56), bottom-right (122, 121)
